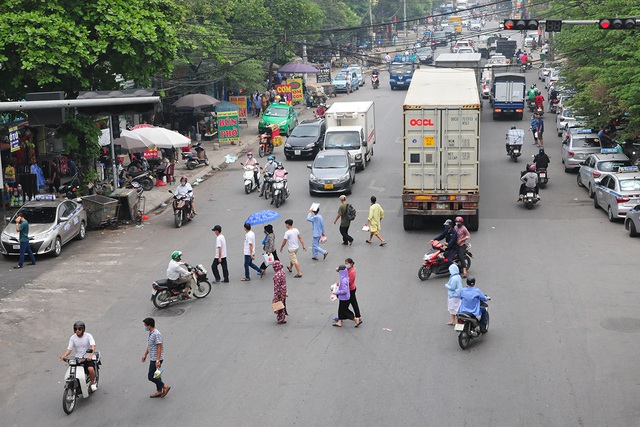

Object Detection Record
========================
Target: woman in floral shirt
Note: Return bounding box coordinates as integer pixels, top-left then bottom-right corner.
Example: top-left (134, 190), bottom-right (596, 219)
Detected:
top-left (272, 261), bottom-right (288, 324)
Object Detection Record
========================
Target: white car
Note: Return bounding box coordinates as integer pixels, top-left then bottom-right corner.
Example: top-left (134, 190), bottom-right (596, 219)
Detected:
top-left (594, 167), bottom-right (640, 222)
top-left (469, 20), bottom-right (482, 31)
top-left (538, 63), bottom-right (552, 80)
top-left (485, 55), bottom-right (509, 69)
top-left (577, 152), bottom-right (632, 198)
top-left (556, 108), bottom-right (585, 136)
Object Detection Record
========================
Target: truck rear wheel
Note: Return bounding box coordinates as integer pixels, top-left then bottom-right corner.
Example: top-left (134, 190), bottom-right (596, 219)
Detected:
top-left (403, 215), bottom-right (421, 231)
top-left (467, 210), bottom-right (479, 231)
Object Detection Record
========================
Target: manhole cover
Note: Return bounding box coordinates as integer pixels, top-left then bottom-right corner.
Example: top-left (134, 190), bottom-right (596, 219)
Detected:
top-left (600, 317), bottom-right (640, 333)
top-left (153, 307), bottom-right (185, 317)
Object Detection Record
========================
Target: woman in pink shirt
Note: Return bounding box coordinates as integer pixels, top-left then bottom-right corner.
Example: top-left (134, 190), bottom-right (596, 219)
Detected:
top-left (454, 217), bottom-right (471, 278)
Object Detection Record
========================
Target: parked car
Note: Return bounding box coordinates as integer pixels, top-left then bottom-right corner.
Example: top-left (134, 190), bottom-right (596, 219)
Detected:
top-left (284, 118), bottom-right (326, 159)
top-left (624, 204), bottom-right (640, 236)
top-left (556, 108), bottom-right (586, 136)
top-left (577, 152), bottom-right (632, 197)
top-left (415, 47), bottom-right (434, 64)
top-left (538, 62), bottom-right (553, 81)
top-left (331, 69), bottom-right (359, 93)
top-left (556, 94), bottom-right (572, 114)
top-left (485, 55), bottom-right (509, 69)
top-left (308, 149), bottom-right (356, 195)
top-left (545, 69), bottom-right (561, 88)
top-left (348, 65), bottom-right (364, 87)
top-left (259, 104), bottom-right (298, 136)
top-left (561, 129), bottom-right (602, 172)
top-left (594, 167), bottom-right (640, 221)
top-left (0, 199), bottom-right (87, 258)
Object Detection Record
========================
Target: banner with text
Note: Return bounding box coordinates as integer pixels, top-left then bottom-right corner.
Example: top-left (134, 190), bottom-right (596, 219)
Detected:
top-left (217, 111), bottom-right (240, 143)
top-left (275, 84), bottom-right (293, 105)
top-left (289, 79), bottom-right (304, 104)
top-left (315, 63), bottom-right (331, 83)
top-left (229, 96), bottom-right (247, 124)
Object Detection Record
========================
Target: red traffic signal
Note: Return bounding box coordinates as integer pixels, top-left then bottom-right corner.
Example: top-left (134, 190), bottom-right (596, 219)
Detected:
top-left (503, 19), bottom-right (539, 31)
top-left (599, 18), bottom-right (636, 29)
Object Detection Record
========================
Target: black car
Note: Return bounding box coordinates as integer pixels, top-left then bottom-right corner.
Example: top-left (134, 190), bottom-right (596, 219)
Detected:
top-left (284, 118), bottom-right (326, 159)
top-left (308, 149), bottom-right (356, 195)
top-left (414, 47), bottom-right (434, 64)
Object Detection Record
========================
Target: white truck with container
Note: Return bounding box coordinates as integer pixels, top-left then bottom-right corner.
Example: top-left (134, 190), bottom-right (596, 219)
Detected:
top-left (402, 68), bottom-right (481, 231)
top-left (323, 101), bottom-right (376, 170)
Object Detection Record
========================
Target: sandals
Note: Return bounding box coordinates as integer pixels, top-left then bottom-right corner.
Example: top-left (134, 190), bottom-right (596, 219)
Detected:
top-left (294, 274), bottom-right (302, 278)
top-left (287, 266), bottom-right (293, 273)
top-left (241, 278), bottom-right (251, 282)
top-left (365, 240), bottom-right (372, 244)
top-left (379, 241), bottom-right (387, 246)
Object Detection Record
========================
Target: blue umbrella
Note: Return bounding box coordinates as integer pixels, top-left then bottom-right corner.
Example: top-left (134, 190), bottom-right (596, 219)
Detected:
top-left (246, 210), bottom-right (281, 226)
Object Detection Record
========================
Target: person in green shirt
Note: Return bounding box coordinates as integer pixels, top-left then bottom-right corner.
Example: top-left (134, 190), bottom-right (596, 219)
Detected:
top-left (15, 214), bottom-right (36, 268)
top-left (333, 195), bottom-right (354, 245)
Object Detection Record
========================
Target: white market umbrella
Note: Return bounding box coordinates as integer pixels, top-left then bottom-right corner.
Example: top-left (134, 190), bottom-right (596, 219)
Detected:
top-left (113, 129), bottom-right (156, 152)
top-left (129, 126), bottom-right (191, 149)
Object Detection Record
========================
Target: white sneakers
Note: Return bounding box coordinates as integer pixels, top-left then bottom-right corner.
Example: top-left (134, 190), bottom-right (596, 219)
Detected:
top-left (90, 383), bottom-right (98, 392)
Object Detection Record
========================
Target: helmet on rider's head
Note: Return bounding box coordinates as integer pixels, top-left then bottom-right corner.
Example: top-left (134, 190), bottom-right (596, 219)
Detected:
top-left (510, 126), bottom-right (516, 130)
top-left (267, 155), bottom-right (275, 161)
top-left (443, 219), bottom-right (453, 227)
top-left (529, 164), bottom-right (536, 171)
top-left (277, 162), bottom-right (284, 169)
top-left (530, 84), bottom-right (536, 89)
top-left (247, 151), bottom-right (253, 157)
top-left (180, 176), bottom-right (188, 184)
top-left (539, 147), bottom-right (545, 153)
top-left (455, 216), bottom-right (464, 223)
top-left (73, 321), bottom-right (85, 332)
top-left (171, 250), bottom-right (182, 260)
top-left (466, 277), bottom-right (476, 286)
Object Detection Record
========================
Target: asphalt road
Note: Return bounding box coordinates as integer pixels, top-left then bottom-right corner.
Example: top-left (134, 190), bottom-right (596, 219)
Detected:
top-left (1, 53), bottom-right (640, 426)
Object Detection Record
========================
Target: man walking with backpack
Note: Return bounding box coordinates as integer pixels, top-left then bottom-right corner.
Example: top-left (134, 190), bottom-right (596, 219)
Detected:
top-left (334, 195), bottom-right (355, 245)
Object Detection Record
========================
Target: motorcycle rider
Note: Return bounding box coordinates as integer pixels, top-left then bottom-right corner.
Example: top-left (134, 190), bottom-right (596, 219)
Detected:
top-left (527, 84), bottom-right (538, 109)
top-left (534, 92), bottom-right (545, 112)
top-left (260, 155), bottom-right (277, 197)
top-left (506, 126), bottom-right (524, 154)
top-left (433, 219), bottom-right (458, 265)
top-left (533, 147), bottom-right (550, 170)
top-left (548, 87), bottom-right (558, 110)
top-left (458, 277), bottom-right (490, 333)
top-left (315, 103), bottom-right (327, 118)
top-left (271, 162), bottom-right (289, 205)
top-left (167, 251), bottom-right (192, 297)
top-left (175, 176), bottom-right (196, 215)
top-left (60, 321), bottom-right (97, 392)
top-left (245, 151), bottom-right (260, 191)
top-left (519, 164), bottom-right (540, 201)
top-left (371, 69), bottom-right (380, 87)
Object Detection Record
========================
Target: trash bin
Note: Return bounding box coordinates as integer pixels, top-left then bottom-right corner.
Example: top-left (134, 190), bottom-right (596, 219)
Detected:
top-left (108, 188), bottom-right (139, 222)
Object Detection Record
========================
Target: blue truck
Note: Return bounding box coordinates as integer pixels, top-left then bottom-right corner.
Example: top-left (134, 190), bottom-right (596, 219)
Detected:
top-left (491, 73), bottom-right (526, 120)
top-left (389, 54), bottom-right (417, 90)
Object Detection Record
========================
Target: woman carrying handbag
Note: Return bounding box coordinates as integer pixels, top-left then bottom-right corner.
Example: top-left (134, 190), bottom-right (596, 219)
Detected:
top-left (260, 224), bottom-right (279, 271)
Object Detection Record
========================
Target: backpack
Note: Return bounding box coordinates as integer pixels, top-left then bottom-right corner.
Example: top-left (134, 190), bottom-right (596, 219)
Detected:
top-left (345, 204), bottom-right (357, 221)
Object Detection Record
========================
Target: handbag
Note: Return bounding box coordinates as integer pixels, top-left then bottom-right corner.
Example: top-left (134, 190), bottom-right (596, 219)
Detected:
top-left (263, 252), bottom-right (275, 266)
top-left (272, 300), bottom-right (285, 312)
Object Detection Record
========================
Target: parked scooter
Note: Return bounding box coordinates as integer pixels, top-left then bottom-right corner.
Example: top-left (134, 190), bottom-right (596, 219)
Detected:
top-left (241, 163), bottom-right (259, 194)
top-left (122, 168), bottom-right (154, 191)
top-left (271, 177), bottom-right (290, 208)
top-left (169, 190), bottom-right (193, 228)
top-left (418, 240), bottom-right (473, 281)
top-left (151, 263), bottom-right (212, 308)
top-left (455, 299), bottom-right (490, 349)
top-left (62, 349), bottom-right (101, 414)
top-left (183, 143), bottom-right (209, 170)
top-left (60, 173), bottom-right (81, 199)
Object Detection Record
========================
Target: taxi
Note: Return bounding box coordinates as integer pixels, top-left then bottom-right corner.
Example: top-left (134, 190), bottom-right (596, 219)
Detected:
top-left (561, 128), bottom-right (601, 172)
top-left (624, 204), bottom-right (640, 237)
top-left (593, 166), bottom-right (640, 222)
top-left (577, 150), bottom-right (631, 198)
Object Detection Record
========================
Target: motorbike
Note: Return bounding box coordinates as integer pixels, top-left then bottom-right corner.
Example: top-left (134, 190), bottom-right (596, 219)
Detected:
top-left (528, 99), bottom-right (536, 112)
top-left (262, 172), bottom-right (274, 200)
top-left (537, 168), bottom-right (549, 188)
top-left (520, 63), bottom-right (527, 73)
top-left (521, 190), bottom-right (539, 209)
top-left (169, 190), bottom-right (193, 228)
top-left (371, 74), bottom-right (380, 89)
top-left (455, 300), bottom-right (490, 349)
top-left (62, 349), bottom-right (101, 414)
top-left (418, 240), bottom-right (473, 281)
top-left (241, 163), bottom-right (259, 194)
top-left (508, 144), bottom-right (522, 162)
top-left (183, 143), bottom-right (210, 170)
top-left (258, 133), bottom-right (274, 158)
top-left (271, 176), bottom-right (290, 208)
top-left (535, 105), bottom-right (544, 115)
top-left (124, 169), bottom-right (154, 191)
top-left (60, 173), bottom-right (81, 199)
top-left (151, 263), bottom-right (212, 308)
top-left (549, 99), bottom-right (559, 114)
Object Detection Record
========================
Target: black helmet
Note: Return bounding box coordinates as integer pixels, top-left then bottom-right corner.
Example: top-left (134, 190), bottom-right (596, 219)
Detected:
top-left (73, 321), bottom-right (85, 331)
top-left (539, 147), bottom-right (545, 153)
top-left (511, 126), bottom-right (516, 130)
top-left (466, 277), bottom-right (476, 286)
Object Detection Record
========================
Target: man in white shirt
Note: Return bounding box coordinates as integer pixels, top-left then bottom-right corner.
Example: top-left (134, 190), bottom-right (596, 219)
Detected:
top-left (60, 321), bottom-right (97, 392)
top-left (242, 223), bottom-right (264, 281)
top-left (211, 225), bottom-right (229, 282)
top-left (175, 176), bottom-right (196, 215)
top-left (280, 219), bottom-right (307, 278)
top-left (167, 251), bottom-right (192, 296)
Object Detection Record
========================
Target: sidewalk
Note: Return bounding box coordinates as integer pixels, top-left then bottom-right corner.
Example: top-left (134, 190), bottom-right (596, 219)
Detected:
top-left (141, 101), bottom-right (321, 216)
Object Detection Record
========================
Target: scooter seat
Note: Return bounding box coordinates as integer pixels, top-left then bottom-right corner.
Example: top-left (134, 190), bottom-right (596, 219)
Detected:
top-left (458, 312), bottom-right (477, 320)
top-left (153, 278), bottom-right (172, 287)
top-left (129, 170), bottom-right (147, 178)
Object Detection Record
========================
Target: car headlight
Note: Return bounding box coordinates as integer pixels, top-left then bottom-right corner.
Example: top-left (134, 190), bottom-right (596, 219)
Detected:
top-left (305, 142), bottom-right (316, 149)
top-left (1, 231), bottom-right (11, 240)
top-left (338, 173), bottom-right (351, 182)
top-left (284, 143), bottom-right (291, 148)
top-left (259, 119), bottom-right (265, 126)
top-left (31, 232), bottom-right (51, 241)
top-left (309, 174), bottom-right (321, 183)
top-left (355, 154), bottom-right (362, 160)
top-left (279, 120), bottom-right (287, 126)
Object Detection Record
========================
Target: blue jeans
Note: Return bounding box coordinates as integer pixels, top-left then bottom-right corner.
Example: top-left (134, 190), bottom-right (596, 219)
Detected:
top-left (19, 241), bottom-right (36, 266)
top-left (244, 255), bottom-right (262, 279)
top-left (311, 236), bottom-right (326, 258)
top-left (147, 360), bottom-right (164, 392)
top-left (479, 306), bottom-right (488, 331)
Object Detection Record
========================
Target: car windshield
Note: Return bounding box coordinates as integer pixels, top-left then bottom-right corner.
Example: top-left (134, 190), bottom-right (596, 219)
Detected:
top-left (290, 125), bottom-right (319, 138)
top-left (416, 48), bottom-right (431, 55)
top-left (17, 206), bottom-right (57, 224)
top-left (314, 155), bottom-right (347, 169)
top-left (573, 136), bottom-right (600, 148)
top-left (390, 63), bottom-right (413, 74)
top-left (619, 179), bottom-right (640, 191)
top-left (324, 131), bottom-right (361, 150)
top-left (334, 72), bottom-right (348, 80)
top-left (263, 107), bottom-right (288, 117)
top-left (598, 160), bottom-right (631, 172)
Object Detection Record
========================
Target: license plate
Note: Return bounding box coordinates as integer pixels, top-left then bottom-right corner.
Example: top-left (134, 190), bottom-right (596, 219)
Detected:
top-left (526, 192), bottom-right (534, 197)
top-left (294, 150), bottom-right (301, 155)
top-left (539, 173), bottom-right (546, 178)
top-left (12, 245), bottom-right (20, 250)
top-left (324, 184), bottom-right (334, 189)
top-left (513, 149), bottom-right (519, 154)
top-left (454, 323), bottom-right (464, 331)
top-left (435, 203), bottom-right (447, 209)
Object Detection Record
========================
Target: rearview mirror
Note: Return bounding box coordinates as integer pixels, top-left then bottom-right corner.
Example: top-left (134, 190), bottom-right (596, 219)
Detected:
top-left (307, 164), bottom-right (312, 169)
top-left (350, 163), bottom-right (356, 168)
top-left (59, 216), bottom-right (69, 222)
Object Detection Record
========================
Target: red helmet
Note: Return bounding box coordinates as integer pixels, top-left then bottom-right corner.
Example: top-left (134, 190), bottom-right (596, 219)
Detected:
top-left (529, 164), bottom-right (536, 171)
top-left (455, 216), bottom-right (464, 223)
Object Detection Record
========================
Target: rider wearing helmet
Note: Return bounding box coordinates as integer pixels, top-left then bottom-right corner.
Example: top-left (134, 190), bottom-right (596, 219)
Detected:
top-left (271, 163), bottom-right (289, 205)
top-left (519, 164), bottom-right (540, 201)
top-left (432, 219), bottom-right (458, 265)
top-left (260, 155), bottom-right (277, 197)
top-left (533, 147), bottom-right (550, 169)
top-left (316, 103), bottom-right (327, 118)
top-left (454, 216), bottom-right (471, 277)
top-left (245, 151), bottom-right (260, 190)
top-left (458, 277), bottom-right (490, 333)
top-left (175, 176), bottom-right (196, 215)
top-left (60, 321), bottom-right (97, 392)
top-left (166, 251), bottom-right (192, 297)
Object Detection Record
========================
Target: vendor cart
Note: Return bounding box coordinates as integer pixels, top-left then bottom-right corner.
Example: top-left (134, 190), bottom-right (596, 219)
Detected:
top-left (323, 84), bottom-right (337, 98)
top-left (81, 194), bottom-right (120, 228)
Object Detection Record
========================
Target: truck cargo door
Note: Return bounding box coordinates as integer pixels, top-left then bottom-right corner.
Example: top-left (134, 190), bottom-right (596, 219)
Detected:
top-left (441, 109), bottom-right (479, 191)
top-left (404, 109), bottom-right (438, 191)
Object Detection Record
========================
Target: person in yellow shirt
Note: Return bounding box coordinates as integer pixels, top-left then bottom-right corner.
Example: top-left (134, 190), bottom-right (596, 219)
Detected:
top-left (365, 196), bottom-right (386, 246)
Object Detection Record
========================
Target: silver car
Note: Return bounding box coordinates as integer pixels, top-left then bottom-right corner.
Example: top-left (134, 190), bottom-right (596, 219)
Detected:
top-left (594, 168), bottom-right (640, 222)
top-left (0, 199), bottom-right (87, 257)
top-left (561, 130), bottom-right (601, 172)
top-left (577, 152), bottom-right (631, 197)
top-left (624, 204), bottom-right (640, 237)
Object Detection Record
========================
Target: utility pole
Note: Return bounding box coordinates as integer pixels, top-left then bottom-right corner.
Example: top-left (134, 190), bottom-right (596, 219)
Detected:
top-left (404, 0), bottom-right (407, 38)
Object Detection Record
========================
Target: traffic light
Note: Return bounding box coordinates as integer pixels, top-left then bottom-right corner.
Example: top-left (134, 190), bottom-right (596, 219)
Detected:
top-left (503, 19), bottom-right (539, 31)
top-left (545, 19), bottom-right (562, 32)
top-left (598, 18), bottom-right (636, 30)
